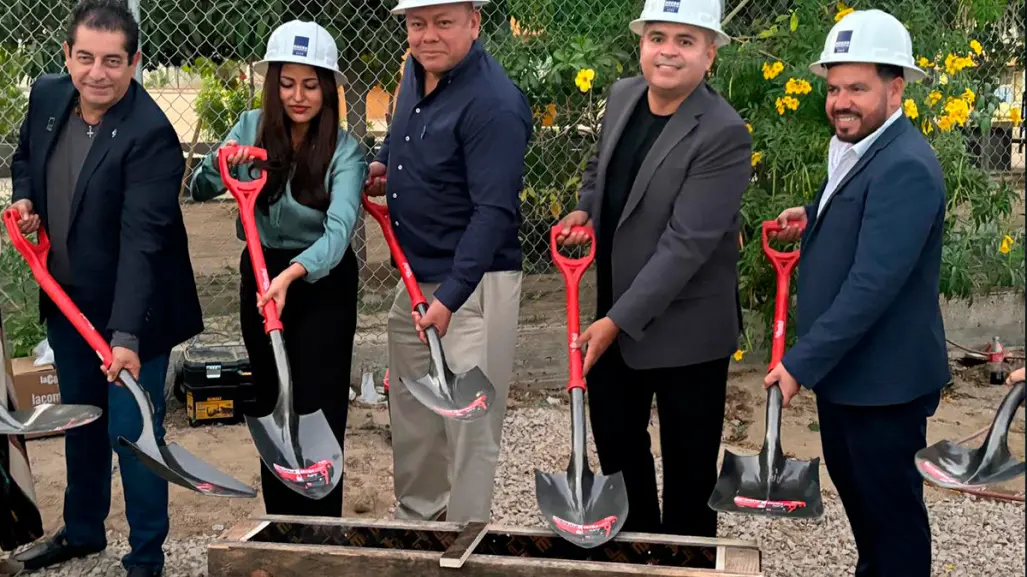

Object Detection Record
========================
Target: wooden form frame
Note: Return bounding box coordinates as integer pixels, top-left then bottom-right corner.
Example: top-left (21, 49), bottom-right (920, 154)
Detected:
top-left (207, 515), bottom-right (763, 577)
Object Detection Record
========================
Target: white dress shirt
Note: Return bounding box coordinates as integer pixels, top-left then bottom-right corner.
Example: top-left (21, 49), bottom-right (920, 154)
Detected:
top-left (817, 107), bottom-right (905, 217)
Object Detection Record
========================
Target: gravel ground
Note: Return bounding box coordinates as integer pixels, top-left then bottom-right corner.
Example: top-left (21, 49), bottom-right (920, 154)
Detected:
top-left (4, 405), bottom-right (1024, 577)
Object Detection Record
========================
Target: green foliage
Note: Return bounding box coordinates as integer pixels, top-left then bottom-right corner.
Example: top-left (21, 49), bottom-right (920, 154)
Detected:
top-left (0, 231), bottom-right (45, 359)
top-left (0, 45), bottom-right (29, 145)
top-left (186, 57), bottom-right (261, 142)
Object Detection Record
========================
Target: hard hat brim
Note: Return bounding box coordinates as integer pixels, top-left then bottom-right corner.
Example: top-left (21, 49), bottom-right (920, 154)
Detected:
top-left (628, 18), bottom-right (731, 47)
top-left (253, 58), bottom-right (347, 87)
top-left (391, 0), bottom-right (489, 15)
top-left (809, 58), bottom-right (927, 83)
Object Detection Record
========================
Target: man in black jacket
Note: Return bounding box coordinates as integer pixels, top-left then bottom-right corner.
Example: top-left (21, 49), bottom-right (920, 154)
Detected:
top-left (7, 2), bottom-right (203, 576)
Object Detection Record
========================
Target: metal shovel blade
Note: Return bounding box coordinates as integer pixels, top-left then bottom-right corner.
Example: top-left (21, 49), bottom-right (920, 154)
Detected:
top-left (915, 380), bottom-right (1025, 490)
top-left (399, 303), bottom-right (494, 422)
top-left (708, 386), bottom-right (824, 519)
top-left (0, 403), bottom-right (102, 436)
top-left (246, 331), bottom-right (343, 500)
top-left (534, 389), bottom-right (629, 548)
top-left (115, 370), bottom-right (257, 498)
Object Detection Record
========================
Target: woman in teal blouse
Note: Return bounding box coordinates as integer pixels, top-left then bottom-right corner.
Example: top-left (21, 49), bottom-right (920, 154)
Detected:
top-left (188, 20), bottom-right (366, 517)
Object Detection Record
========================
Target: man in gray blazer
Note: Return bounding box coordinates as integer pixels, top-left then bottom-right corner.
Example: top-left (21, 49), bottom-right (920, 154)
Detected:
top-left (557, 0), bottom-right (752, 537)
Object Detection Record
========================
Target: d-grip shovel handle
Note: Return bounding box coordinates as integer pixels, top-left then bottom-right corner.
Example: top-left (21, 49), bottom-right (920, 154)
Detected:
top-left (360, 192), bottom-right (429, 311)
top-left (550, 225), bottom-right (596, 392)
top-left (217, 145), bottom-right (283, 334)
top-left (4, 209), bottom-right (113, 372)
top-left (760, 219), bottom-right (804, 461)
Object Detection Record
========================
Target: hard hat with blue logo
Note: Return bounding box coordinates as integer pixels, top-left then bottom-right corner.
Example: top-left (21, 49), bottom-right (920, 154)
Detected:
top-left (809, 9), bottom-right (926, 82)
top-left (629, 0), bottom-right (731, 47)
top-left (253, 20), bottom-right (345, 86)
top-left (390, 0), bottom-right (490, 15)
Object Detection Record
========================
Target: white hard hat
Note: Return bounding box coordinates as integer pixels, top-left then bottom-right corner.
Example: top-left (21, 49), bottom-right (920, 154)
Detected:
top-left (391, 0), bottom-right (489, 15)
top-left (253, 20), bottom-right (345, 86)
top-left (809, 9), bottom-right (926, 82)
top-left (629, 0), bottom-right (731, 47)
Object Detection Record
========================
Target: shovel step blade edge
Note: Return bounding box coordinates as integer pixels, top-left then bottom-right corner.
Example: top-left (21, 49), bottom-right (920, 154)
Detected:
top-left (247, 412), bottom-right (344, 500)
top-left (401, 375), bottom-right (491, 422)
top-left (709, 452), bottom-right (824, 519)
top-left (533, 469), bottom-right (629, 549)
top-left (119, 438), bottom-right (257, 498)
top-left (915, 444), bottom-right (1026, 490)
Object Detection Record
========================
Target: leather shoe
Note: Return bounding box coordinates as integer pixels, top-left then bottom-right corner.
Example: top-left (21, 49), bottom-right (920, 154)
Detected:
top-left (11, 528), bottom-right (105, 570)
top-left (126, 567), bottom-right (163, 577)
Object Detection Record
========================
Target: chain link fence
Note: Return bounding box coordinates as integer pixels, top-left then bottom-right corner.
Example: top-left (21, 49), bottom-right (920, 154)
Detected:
top-left (1, 0), bottom-right (1024, 390)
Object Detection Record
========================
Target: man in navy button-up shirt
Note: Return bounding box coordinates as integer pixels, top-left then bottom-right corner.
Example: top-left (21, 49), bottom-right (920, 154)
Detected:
top-left (366, 0), bottom-right (532, 524)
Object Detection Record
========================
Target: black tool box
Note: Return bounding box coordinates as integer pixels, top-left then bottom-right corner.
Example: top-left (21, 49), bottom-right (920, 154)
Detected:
top-left (180, 344), bottom-right (255, 427)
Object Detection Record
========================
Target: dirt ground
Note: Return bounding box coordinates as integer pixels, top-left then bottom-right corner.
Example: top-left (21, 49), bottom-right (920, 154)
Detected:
top-left (20, 360), bottom-right (1025, 542)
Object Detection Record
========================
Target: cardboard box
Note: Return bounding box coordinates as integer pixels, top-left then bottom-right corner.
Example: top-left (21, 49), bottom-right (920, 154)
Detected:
top-left (10, 356), bottom-right (63, 440)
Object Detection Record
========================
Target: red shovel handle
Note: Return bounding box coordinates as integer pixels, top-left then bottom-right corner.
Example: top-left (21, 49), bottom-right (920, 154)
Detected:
top-left (217, 145), bottom-right (282, 333)
top-left (550, 224), bottom-right (596, 392)
top-left (3, 208), bottom-right (114, 367)
top-left (361, 192), bottom-right (428, 311)
top-left (761, 219), bottom-right (804, 370)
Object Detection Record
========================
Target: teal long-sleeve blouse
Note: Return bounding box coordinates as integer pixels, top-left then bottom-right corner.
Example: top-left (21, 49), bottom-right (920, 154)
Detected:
top-left (188, 109), bottom-right (367, 283)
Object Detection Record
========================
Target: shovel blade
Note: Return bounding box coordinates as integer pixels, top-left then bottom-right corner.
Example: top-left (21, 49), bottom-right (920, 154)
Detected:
top-left (0, 404), bottom-right (102, 436)
top-left (400, 366), bottom-right (493, 422)
top-left (708, 450), bottom-right (824, 519)
top-left (118, 437), bottom-right (257, 498)
top-left (915, 440), bottom-right (1025, 490)
top-left (246, 409), bottom-right (343, 500)
top-left (534, 469), bottom-right (629, 549)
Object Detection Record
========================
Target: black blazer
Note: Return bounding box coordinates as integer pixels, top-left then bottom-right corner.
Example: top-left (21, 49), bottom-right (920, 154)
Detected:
top-left (11, 74), bottom-right (203, 361)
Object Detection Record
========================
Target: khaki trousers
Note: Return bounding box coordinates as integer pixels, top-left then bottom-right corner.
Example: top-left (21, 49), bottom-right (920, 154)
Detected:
top-left (387, 270), bottom-right (522, 523)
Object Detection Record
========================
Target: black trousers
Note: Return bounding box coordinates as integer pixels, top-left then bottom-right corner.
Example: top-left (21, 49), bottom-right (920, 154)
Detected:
top-left (587, 342), bottom-right (729, 537)
top-left (816, 391), bottom-right (941, 577)
top-left (239, 245), bottom-right (358, 517)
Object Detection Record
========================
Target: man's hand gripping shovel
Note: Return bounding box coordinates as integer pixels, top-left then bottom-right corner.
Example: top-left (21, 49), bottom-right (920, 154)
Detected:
top-left (708, 219), bottom-right (824, 519)
top-left (534, 225), bottom-right (628, 548)
top-left (360, 192), bottom-right (494, 421)
top-left (915, 378), bottom-right (1024, 490)
top-left (2, 208), bottom-right (255, 497)
top-left (218, 145), bottom-right (343, 499)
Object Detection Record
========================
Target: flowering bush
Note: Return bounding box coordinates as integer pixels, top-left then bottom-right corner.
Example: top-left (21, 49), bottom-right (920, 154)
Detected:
top-left (705, 0), bottom-right (1024, 356)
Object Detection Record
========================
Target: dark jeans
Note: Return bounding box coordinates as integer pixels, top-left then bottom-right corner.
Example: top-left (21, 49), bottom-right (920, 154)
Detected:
top-left (46, 309), bottom-right (170, 571)
top-left (239, 245), bottom-right (357, 516)
top-left (586, 342), bottom-right (729, 537)
top-left (817, 391), bottom-right (941, 577)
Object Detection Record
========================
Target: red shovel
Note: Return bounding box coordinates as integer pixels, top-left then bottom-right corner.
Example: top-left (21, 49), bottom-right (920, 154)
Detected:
top-left (360, 192), bottom-right (494, 422)
top-left (217, 145), bottom-right (343, 499)
top-left (534, 224), bottom-right (628, 548)
top-left (2, 208), bottom-right (255, 498)
top-left (707, 219), bottom-right (824, 519)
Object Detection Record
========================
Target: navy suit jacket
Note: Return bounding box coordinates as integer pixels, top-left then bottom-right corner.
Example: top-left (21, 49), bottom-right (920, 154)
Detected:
top-left (781, 116), bottom-right (951, 406)
top-left (11, 74), bottom-right (203, 361)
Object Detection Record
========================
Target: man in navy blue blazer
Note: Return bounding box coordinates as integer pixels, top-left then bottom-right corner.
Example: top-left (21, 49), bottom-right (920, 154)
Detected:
top-left (765, 9), bottom-right (949, 577)
top-left (7, 2), bottom-right (202, 576)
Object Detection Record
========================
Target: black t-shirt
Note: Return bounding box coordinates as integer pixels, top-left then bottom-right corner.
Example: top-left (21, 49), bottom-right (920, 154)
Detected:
top-left (596, 92), bottom-right (671, 318)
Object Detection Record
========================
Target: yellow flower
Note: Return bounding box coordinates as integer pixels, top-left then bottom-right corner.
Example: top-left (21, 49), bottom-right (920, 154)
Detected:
top-left (574, 68), bottom-right (596, 93)
top-left (969, 39), bottom-right (983, 55)
top-left (921, 117), bottom-right (933, 135)
top-left (775, 96), bottom-right (800, 115)
top-left (762, 61), bottom-right (784, 80)
top-left (835, 7), bottom-right (854, 21)
top-left (961, 87), bottom-right (975, 107)
top-left (1010, 107), bottom-right (1022, 127)
top-left (927, 91), bottom-right (942, 107)
top-left (785, 77), bottom-right (813, 95)
top-left (944, 97), bottom-right (970, 127)
top-left (733, 349), bottom-right (745, 362)
top-left (936, 116), bottom-right (954, 132)
top-left (999, 235), bottom-right (1014, 254)
top-left (751, 151), bottom-right (763, 167)
top-left (944, 53), bottom-right (975, 76)
top-left (939, 73), bottom-right (949, 85)
top-left (917, 56), bottom-right (934, 69)
top-left (903, 98), bottom-right (919, 120)
top-left (745, 123), bottom-right (753, 133)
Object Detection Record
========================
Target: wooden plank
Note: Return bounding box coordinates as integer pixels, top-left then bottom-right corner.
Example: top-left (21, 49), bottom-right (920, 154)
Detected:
top-left (722, 547), bottom-right (761, 573)
top-left (485, 524), bottom-right (759, 550)
top-left (207, 540), bottom-right (763, 577)
top-left (439, 521), bottom-right (488, 569)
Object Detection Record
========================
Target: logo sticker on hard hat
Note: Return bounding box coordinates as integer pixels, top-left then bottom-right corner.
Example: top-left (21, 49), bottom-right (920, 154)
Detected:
top-left (834, 30), bottom-right (852, 54)
top-left (664, 0), bottom-right (680, 13)
top-left (292, 36), bottom-right (309, 57)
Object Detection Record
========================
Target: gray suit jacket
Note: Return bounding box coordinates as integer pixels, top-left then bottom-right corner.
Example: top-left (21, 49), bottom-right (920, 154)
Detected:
top-left (576, 76), bottom-right (752, 370)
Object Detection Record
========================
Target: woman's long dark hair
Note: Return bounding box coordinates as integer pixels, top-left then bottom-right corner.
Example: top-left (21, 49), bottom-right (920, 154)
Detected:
top-left (253, 61), bottom-right (340, 214)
